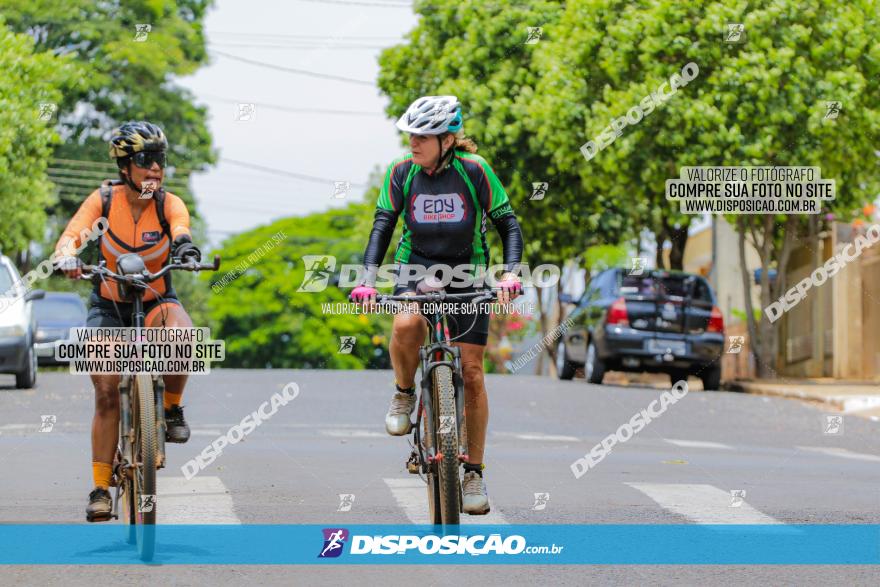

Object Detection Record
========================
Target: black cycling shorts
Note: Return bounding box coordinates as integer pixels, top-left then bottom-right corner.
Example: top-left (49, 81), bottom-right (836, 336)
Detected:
top-left (392, 263), bottom-right (490, 346)
top-left (86, 292), bottom-right (182, 328)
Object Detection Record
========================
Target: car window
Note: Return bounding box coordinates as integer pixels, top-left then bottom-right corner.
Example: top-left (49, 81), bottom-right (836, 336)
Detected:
top-left (581, 271), bottom-right (607, 305)
top-left (34, 297), bottom-right (87, 322)
top-left (619, 274), bottom-right (712, 301)
top-left (0, 265), bottom-right (15, 297)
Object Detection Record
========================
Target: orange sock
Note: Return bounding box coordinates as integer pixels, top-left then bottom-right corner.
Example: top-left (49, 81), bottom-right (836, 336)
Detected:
top-left (92, 461), bottom-right (113, 489)
top-left (164, 390), bottom-right (183, 410)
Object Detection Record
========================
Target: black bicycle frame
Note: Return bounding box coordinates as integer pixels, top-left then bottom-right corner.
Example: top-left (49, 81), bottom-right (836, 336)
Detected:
top-left (413, 311), bottom-right (466, 472)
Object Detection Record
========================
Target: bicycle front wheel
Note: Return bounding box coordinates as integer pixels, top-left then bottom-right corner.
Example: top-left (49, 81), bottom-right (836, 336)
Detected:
top-left (432, 365), bottom-right (461, 525)
top-left (133, 373), bottom-right (157, 561)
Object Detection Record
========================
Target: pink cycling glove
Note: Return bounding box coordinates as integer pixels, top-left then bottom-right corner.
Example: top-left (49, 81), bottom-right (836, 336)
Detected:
top-left (497, 278), bottom-right (523, 296)
top-left (350, 285), bottom-right (378, 302)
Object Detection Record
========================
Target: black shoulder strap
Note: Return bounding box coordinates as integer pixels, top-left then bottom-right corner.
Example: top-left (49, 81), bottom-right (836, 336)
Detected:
top-left (99, 179), bottom-right (120, 220)
top-left (153, 188), bottom-right (171, 239)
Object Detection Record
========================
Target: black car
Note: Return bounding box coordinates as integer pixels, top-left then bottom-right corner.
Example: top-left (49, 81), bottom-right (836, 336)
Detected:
top-left (33, 292), bottom-right (87, 365)
top-left (556, 268), bottom-right (724, 390)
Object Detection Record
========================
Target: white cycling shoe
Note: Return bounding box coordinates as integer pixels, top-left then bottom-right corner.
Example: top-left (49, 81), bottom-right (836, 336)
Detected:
top-left (462, 471), bottom-right (490, 515)
top-left (385, 391), bottom-right (416, 436)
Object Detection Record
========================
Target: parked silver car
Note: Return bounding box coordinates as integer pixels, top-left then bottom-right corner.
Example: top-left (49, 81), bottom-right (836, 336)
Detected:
top-left (0, 255), bottom-right (45, 388)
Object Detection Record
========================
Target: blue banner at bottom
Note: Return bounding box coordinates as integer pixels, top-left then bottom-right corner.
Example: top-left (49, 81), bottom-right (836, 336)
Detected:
top-left (0, 524), bottom-right (877, 565)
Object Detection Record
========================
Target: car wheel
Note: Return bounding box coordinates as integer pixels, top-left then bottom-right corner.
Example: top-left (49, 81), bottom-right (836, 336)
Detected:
top-left (668, 369), bottom-right (688, 388)
top-left (15, 346), bottom-right (36, 389)
top-left (556, 340), bottom-right (576, 380)
top-left (700, 365), bottom-right (722, 391)
top-left (585, 340), bottom-right (606, 384)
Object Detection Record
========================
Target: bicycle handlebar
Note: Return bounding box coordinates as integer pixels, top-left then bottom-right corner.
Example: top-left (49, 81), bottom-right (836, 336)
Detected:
top-left (80, 255), bottom-right (221, 285)
top-left (376, 289), bottom-right (499, 304)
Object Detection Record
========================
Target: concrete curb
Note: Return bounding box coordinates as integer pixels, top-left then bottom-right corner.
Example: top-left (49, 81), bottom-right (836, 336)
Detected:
top-left (727, 380), bottom-right (880, 416)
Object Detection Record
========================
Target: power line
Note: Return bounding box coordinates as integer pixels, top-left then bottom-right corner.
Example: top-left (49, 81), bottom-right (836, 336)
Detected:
top-left (208, 42), bottom-right (391, 50)
top-left (221, 157), bottom-right (368, 187)
top-left (211, 50), bottom-right (374, 86)
top-left (208, 31), bottom-right (403, 41)
top-left (199, 94), bottom-right (382, 117)
top-left (297, 0), bottom-right (413, 7)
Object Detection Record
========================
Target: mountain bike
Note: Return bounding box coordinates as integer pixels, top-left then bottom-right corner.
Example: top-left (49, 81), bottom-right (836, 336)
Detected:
top-left (377, 288), bottom-right (497, 526)
top-left (80, 252), bottom-right (220, 561)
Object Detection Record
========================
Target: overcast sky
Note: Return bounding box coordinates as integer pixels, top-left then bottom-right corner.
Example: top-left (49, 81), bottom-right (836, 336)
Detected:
top-left (177, 0), bottom-right (419, 244)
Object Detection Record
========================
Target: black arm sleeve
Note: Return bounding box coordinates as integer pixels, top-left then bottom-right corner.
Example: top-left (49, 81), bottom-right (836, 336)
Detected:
top-left (491, 213), bottom-right (524, 271)
top-left (361, 208), bottom-right (398, 285)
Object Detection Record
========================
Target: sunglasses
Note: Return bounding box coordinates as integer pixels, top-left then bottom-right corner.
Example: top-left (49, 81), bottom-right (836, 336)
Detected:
top-left (131, 151), bottom-right (167, 169)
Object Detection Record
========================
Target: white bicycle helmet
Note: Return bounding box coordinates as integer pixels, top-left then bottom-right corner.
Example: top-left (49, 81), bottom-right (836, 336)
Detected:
top-left (395, 95), bottom-right (463, 135)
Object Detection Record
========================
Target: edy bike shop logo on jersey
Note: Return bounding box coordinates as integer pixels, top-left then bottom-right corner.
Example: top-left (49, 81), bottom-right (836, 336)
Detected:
top-left (411, 193), bottom-right (466, 223)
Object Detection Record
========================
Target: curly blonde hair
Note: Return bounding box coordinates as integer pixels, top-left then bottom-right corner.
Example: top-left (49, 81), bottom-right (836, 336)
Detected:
top-left (452, 130), bottom-right (478, 153)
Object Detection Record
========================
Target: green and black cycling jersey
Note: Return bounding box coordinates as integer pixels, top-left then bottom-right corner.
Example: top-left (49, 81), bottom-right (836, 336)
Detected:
top-left (362, 151), bottom-right (523, 277)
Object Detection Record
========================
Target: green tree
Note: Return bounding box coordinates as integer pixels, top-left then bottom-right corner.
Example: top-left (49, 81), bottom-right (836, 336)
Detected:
top-left (0, 22), bottom-right (81, 253)
top-left (531, 0), bottom-right (879, 377)
top-left (0, 0), bottom-right (215, 224)
top-left (205, 199), bottom-right (392, 369)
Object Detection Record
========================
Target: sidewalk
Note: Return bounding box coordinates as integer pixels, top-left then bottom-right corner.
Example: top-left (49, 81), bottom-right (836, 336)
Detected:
top-left (728, 379), bottom-right (880, 421)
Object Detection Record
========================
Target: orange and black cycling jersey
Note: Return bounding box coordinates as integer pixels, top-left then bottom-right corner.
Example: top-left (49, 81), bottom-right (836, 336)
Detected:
top-left (55, 184), bottom-right (191, 302)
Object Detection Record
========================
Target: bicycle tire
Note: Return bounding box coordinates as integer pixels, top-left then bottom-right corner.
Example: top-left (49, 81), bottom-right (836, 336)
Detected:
top-left (133, 374), bottom-right (157, 561)
top-left (432, 365), bottom-right (461, 525)
top-left (422, 402), bottom-right (442, 525)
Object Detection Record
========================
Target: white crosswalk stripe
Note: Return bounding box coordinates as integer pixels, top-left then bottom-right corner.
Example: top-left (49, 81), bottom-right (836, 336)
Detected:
top-left (384, 478), bottom-right (508, 524)
top-left (664, 439), bottom-right (734, 450)
top-left (157, 476), bottom-right (241, 524)
top-left (626, 483), bottom-right (784, 524)
top-left (796, 446), bottom-right (880, 462)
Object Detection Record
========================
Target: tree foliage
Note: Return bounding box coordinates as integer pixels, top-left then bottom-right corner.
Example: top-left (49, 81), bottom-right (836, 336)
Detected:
top-left (0, 0), bottom-right (216, 220)
top-left (204, 199), bottom-right (392, 369)
top-left (0, 21), bottom-right (82, 253)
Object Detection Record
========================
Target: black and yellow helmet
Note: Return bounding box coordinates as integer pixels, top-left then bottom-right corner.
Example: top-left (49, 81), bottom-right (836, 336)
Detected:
top-left (108, 121), bottom-right (167, 159)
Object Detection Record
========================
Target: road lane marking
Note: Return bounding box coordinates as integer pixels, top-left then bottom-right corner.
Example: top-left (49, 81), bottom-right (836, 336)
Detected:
top-left (321, 429), bottom-right (386, 438)
top-left (493, 431), bottom-right (580, 442)
top-left (664, 439), bottom-right (734, 450)
top-left (189, 429), bottom-right (223, 437)
top-left (157, 476), bottom-right (241, 524)
top-left (383, 478), bottom-right (508, 525)
top-left (626, 483), bottom-right (784, 524)
top-left (796, 446), bottom-right (880, 462)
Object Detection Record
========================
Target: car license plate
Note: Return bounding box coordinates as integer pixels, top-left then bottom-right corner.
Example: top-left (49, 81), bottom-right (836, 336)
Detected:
top-left (646, 339), bottom-right (687, 355)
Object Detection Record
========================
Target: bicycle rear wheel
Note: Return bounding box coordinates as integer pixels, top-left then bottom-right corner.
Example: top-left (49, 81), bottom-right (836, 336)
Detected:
top-left (133, 374), bottom-right (157, 561)
top-left (432, 365), bottom-right (461, 525)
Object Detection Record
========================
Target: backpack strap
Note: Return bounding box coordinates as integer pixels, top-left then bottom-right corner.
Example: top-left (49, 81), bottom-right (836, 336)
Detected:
top-left (99, 179), bottom-right (120, 220)
top-left (153, 188), bottom-right (171, 240)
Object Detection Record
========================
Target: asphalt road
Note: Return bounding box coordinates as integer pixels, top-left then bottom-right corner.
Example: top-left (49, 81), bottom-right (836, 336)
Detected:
top-left (0, 369), bottom-right (878, 585)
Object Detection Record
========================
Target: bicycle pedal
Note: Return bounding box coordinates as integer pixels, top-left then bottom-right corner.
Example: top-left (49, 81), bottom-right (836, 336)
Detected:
top-left (406, 451), bottom-right (420, 474)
